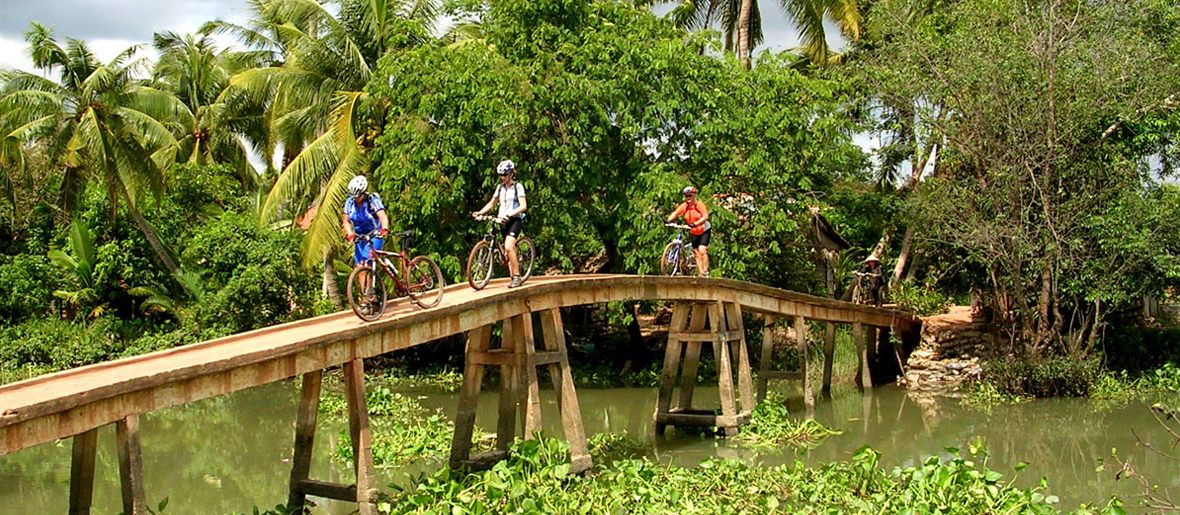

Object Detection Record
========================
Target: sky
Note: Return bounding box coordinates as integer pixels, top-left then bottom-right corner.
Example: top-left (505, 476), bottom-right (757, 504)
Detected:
top-left (0, 0), bottom-right (845, 73)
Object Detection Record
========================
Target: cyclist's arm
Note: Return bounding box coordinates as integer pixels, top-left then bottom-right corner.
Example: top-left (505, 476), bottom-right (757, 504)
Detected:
top-left (473, 196), bottom-right (496, 217)
top-left (691, 204), bottom-right (709, 228)
top-left (376, 209), bottom-right (389, 232)
top-left (343, 214), bottom-right (355, 239)
top-left (666, 204), bottom-right (685, 223)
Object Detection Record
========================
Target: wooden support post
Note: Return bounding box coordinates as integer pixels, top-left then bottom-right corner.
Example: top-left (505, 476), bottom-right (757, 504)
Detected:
top-left (757, 316), bottom-right (774, 402)
top-left (712, 302), bottom-right (739, 437)
top-left (866, 326), bottom-right (879, 368)
top-left (676, 304), bottom-right (708, 411)
top-left (656, 301), bottom-right (751, 437)
top-left (853, 322), bottom-right (867, 391)
top-left (497, 320), bottom-right (520, 452)
top-left (822, 322), bottom-right (836, 395)
top-left (344, 359), bottom-right (377, 515)
top-left (517, 314), bottom-right (543, 439)
top-left (116, 415), bottom-right (147, 515)
top-left (724, 302), bottom-right (754, 414)
top-left (68, 428), bottom-right (98, 515)
top-left (288, 370), bottom-right (323, 511)
top-left (450, 326), bottom-right (491, 467)
top-left (655, 303), bottom-right (690, 435)
top-left (539, 308), bottom-right (591, 473)
top-left (795, 316), bottom-right (814, 409)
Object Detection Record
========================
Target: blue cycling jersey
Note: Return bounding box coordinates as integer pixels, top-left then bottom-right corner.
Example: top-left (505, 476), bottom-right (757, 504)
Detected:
top-left (344, 194), bottom-right (385, 235)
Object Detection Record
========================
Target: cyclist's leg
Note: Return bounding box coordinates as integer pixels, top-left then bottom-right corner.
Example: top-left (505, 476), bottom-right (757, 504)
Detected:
top-left (692, 230), bottom-right (711, 276)
top-left (502, 219), bottom-right (523, 277)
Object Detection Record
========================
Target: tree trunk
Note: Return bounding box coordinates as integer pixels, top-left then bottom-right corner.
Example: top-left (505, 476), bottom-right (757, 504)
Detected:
top-left (125, 197), bottom-right (180, 277)
top-left (322, 251), bottom-right (341, 308)
top-left (737, 0), bottom-right (754, 69)
top-left (890, 226), bottom-right (915, 288)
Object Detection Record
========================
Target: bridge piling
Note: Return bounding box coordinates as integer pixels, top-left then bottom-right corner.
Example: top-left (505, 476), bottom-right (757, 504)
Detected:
top-left (450, 310), bottom-right (591, 473)
top-left (287, 370), bottom-right (322, 511)
top-left (655, 301), bottom-right (754, 437)
top-left (67, 428), bottom-right (98, 515)
top-left (756, 315), bottom-right (814, 409)
top-left (115, 415), bottom-right (147, 515)
top-left (343, 358), bottom-right (378, 515)
top-left (822, 322), bottom-right (836, 395)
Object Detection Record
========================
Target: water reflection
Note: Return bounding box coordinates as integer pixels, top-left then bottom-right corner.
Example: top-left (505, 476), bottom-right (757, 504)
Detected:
top-left (1, 380), bottom-right (1175, 513)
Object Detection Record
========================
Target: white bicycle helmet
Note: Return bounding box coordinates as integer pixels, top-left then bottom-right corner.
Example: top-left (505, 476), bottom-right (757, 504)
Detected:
top-left (496, 160), bottom-right (515, 176)
top-left (682, 185), bottom-right (698, 196)
top-left (348, 175), bottom-right (368, 197)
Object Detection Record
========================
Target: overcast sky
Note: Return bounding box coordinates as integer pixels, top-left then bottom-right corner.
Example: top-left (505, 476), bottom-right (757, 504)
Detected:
top-left (0, 0), bottom-right (843, 72)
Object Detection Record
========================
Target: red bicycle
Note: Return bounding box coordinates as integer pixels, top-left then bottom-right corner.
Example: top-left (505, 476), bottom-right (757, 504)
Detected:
top-left (346, 230), bottom-right (445, 321)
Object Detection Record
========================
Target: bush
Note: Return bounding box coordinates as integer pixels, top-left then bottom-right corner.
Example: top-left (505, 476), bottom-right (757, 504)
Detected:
top-left (1100, 326), bottom-right (1180, 373)
top-left (978, 355), bottom-right (1104, 398)
top-left (891, 279), bottom-right (952, 317)
top-left (0, 253), bottom-right (57, 323)
top-left (0, 318), bottom-right (123, 376)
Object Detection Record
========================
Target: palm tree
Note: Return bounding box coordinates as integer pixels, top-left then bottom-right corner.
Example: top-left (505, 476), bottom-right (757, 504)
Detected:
top-left (670, 0), bottom-right (861, 68)
top-left (0, 23), bottom-right (184, 274)
top-left (212, 0), bottom-right (440, 304)
top-left (150, 30), bottom-right (269, 189)
top-left (224, 0), bottom-right (441, 257)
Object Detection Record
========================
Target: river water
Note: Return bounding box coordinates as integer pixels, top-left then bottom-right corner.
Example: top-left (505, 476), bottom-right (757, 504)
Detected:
top-left (1, 380), bottom-right (1175, 514)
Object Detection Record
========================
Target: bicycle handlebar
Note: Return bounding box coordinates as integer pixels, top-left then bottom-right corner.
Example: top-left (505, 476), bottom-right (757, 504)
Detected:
top-left (473, 215), bottom-right (506, 223)
top-left (664, 223), bottom-right (692, 230)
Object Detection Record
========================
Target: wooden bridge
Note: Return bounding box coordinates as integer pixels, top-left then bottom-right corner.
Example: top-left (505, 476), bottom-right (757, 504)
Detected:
top-left (0, 274), bottom-right (919, 515)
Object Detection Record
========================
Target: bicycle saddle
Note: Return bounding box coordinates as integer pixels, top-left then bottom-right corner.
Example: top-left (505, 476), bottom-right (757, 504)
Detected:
top-left (395, 230), bottom-right (414, 238)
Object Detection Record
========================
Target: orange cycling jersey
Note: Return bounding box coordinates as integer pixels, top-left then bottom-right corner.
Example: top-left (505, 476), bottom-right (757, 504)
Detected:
top-left (671, 200), bottom-right (710, 236)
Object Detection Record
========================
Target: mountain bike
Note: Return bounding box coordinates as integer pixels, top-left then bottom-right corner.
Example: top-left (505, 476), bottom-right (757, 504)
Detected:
top-left (346, 230), bottom-right (445, 321)
top-left (659, 223), bottom-right (698, 276)
top-left (849, 270), bottom-right (885, 308)
top-left (466, 215), bottom-right (536, 290)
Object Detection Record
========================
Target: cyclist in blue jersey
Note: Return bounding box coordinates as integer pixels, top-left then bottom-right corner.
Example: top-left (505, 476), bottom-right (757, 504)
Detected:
top-left (343, 176), bottom-right (390, 264)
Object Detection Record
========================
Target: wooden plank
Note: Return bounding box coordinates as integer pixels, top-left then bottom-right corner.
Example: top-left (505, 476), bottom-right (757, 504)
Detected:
top-left (796, 316), bottom-right (814, 409)
top-left (467, 349), bottom-right (517, 366)
top-left (68, 428), bottom-right (98, 515)
top-left (667, 330), bottom-right (744, 342)
top-left (758, 317), bottom-right (775, 402)
top-left (344, 359), bottom-right (376, 515)
top-left (655, 411), bottom-right (752, 427)
top-left (450, 326), bottom-right (490, 467)
top-left (725, 302), bottom-right (754, 413)
top-left (518, 314), bottom-right (543, 440)
top-left (295, 479), bottom-right (356, 501)
top-left (539, 308), bottom-right (591, 473)
top-left (655, 303), bottom-right (690, 436)
top-left (712, 302), bottom-right (739, 437)
top-left (822, 322), bottom-right (836, 395)
top-left (677, 303), bottom-right (708, 411)
top-left (288, 370), bottom-right (322, 510)
top-left (116, 415), bottom-right (147, 515)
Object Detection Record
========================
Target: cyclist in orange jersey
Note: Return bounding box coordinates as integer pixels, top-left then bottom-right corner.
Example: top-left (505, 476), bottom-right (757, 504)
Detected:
top-left (666, 186), bottom-right (711, 277)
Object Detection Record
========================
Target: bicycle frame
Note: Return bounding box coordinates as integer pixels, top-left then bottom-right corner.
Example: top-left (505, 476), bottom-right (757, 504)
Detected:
top-left (356, 233), bottom-right (430, 295)
top-left (664, 224), bottom-right (696, 276)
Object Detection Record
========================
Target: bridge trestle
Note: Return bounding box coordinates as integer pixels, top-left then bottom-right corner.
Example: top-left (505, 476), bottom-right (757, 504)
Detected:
top-left (655, 301), bottom-right (755, 437)
top-left (449, 308), bottom-right (591, 473)
top-left (67, 414), bottom-right (147, 515)
top-left (287, 360), bottom-right (378, 515)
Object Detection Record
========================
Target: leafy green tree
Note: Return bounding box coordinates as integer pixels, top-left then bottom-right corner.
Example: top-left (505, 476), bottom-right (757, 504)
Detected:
top-left (372, 0), bottom-right (861, 291)
top-left (0, 23), bottom-right (185, 275)
top-left (867, 0), bottom-right (1180, 353)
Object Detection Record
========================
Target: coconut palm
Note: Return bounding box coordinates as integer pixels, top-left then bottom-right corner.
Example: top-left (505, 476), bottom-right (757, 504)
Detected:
top-left (151, 30), bottom-right (270, 189)
top-left (669, 0), bottom-right (860, 67)
top-left (219, 0), bottom-right (440, 268)
top-left (0, 23), bottom-right (184, 274)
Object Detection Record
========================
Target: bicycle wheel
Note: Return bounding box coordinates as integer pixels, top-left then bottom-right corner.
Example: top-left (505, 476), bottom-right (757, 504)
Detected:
top-left (515, 236), bottom-right (536, 281)
top-left (407, 255), bottom-right (446, 308)
top-left (850, 282), bottom-right (864, 305)
top-left (660, 242), bottom-right (687, 276)
top-left (347, 264), bottom-right (387, 321)
top-left (466, 240), bottom-right (496, 290)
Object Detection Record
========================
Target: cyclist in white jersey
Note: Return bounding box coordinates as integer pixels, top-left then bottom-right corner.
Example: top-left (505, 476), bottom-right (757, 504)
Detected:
top-left (471, 160), bottom-right (529, 288)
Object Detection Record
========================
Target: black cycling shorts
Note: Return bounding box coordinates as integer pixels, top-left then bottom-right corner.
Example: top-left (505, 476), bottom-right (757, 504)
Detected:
top-left (690, 229), bottom-right (711, 249)
top-left (500, 217), bottom-right (524, 238)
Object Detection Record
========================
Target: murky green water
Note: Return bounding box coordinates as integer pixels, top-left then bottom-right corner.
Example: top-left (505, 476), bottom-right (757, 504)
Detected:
top-left (1, 380), bottom-right (1175, 514)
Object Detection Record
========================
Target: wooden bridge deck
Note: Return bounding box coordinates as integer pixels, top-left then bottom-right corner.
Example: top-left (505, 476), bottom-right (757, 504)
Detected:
top-left (0, 274), bottom-right (916, 457)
